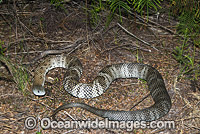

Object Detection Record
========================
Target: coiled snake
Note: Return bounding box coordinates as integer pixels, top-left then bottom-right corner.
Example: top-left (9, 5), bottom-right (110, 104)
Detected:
top-left (33, 55), bottom-right (171, 121)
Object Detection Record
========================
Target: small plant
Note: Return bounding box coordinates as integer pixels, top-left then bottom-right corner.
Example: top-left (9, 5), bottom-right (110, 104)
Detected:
top-left (0, 40), bottom-right (6, 56)
top-left (131, 0), bottom-right (162, 18)
top-left (170, 0), bottom-right (200, 81)
top-left (89, 0), bottom-right (163, 28)
top-left (172, 28), bottom-right (199, 80)
top-left (50, 0), bottom-right (64, 7)
top-left (0, 55), bottom-right (30, 95)
top-left (89, 0), bottom-right (103, 27)
top-left (171, 0), bottom-right (200, 46)
top-left (49, 0), bottom-right (69, 14)
top-left (109, 0), bottom-right (131, 22)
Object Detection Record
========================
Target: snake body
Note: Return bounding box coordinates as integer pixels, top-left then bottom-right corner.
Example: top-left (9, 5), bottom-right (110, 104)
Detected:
top-left (33, 55), bottom-right (171, 121)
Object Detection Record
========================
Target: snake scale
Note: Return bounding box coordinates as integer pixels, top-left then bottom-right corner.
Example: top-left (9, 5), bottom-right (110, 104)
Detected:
top-left (33, 55), bottom-right (171, 121)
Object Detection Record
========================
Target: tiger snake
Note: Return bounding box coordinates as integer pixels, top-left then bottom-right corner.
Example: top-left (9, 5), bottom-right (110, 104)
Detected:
top-left (32, 55), bottom-right (171, 121)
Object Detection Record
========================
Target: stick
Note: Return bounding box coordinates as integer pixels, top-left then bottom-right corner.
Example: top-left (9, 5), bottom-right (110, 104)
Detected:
top-left (28, 36), bottom-right (92, 65)
top-left (117, 23), bottom-right (158, 51)
top-left (8, 37), bottom-right (73, 45)
top-left (128, 11), bottom-right (194, 44)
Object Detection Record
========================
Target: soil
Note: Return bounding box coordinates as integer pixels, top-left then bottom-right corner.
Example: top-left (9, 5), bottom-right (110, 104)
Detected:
top-left (0, 0), bottom-right (199, 133)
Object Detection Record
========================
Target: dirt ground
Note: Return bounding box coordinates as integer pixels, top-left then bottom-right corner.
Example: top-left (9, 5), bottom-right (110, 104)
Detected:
top-left (0, 1), bottom-right (199, 134)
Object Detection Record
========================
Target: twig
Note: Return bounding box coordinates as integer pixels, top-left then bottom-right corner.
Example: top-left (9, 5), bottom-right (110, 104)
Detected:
top-left (18, 20), bottom-right (34, 35)
top-left (184, 124), bottom-right (200, 131)
top-left (8, 37), bottom-right (73, 45)
top-left (128, 11), bottom-right (194, 44)
top-left (130, 93), bottom-right (151, 110)
top-left (128, 11), bottom-right (175, 34)
top-left (6, 50), bottom-right (43, 55)
top-left (117, 23), bottom-right (158, 51)
top-left (100, 44), bottom-right (129, 54)
top-left (28, 49), bottom-right (69, 65)
top-left (100, 43), bottom-right (150, 54)
top-left (67, 43), bottom-right (83, 55)
top-left (30, 29), bottom-right (102, 64)
top-left (176, 116), bottom-right (200, 122)
top-left (29, 97), bottom-right (54, 111)
top-left (63, 111), bottom-right (76, 120)
top-left (12, 0), bottom-right (33, 36)
top-left (25, 38), bottom-right (84, 65)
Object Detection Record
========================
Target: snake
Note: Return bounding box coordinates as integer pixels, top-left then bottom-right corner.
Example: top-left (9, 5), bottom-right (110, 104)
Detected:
top-left (32, 54), bottom-right (171, 121)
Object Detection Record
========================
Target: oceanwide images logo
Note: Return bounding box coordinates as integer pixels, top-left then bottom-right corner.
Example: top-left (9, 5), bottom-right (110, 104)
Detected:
top-left (24, 116), bottom-right (175, 131)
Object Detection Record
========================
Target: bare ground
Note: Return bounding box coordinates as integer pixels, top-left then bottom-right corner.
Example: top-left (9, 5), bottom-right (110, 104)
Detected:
top-left (0, 1), bottom-right (199, 134)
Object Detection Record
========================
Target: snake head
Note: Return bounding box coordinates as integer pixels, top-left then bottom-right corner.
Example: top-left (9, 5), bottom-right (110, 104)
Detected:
top-left (32, 85), bottom-right (46, 96)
